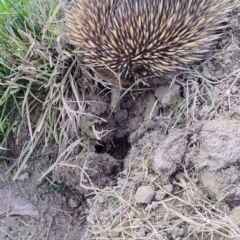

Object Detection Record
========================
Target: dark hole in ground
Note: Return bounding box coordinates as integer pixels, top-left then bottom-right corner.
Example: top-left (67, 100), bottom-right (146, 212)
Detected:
top-left (108, 137), bottom-right (131, 159)
top-left (95, 144), bottom-right (106, 153)
top-left (110, 164), bottom-right (123, 175)
top-left (95, 136), bottom-right (131, 160)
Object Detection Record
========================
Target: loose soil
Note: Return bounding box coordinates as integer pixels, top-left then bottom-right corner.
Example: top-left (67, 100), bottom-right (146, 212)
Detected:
top-left (1, 5), bottom-right (240, 240)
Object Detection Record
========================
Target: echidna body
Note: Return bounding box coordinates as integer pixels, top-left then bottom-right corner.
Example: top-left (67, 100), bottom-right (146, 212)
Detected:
top-left (66, 0), bottom-right (231, 86)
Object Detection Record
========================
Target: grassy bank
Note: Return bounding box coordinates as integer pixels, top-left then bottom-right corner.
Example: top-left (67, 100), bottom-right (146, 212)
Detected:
top-left (0, 0), bottom-right (83, 180)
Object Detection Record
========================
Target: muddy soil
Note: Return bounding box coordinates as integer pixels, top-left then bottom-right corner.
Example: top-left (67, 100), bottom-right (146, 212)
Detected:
top-left (1, 5), bottom-right (240, 240)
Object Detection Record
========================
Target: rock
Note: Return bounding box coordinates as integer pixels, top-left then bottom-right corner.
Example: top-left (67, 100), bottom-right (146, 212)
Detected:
top-left (224, 58), bottom-right (232, 65)
top-left (230, 206), bottom-right (240, 225)
top-left (108, 231), bottom-right (120, 238)
top-left (135, 186), bottom-right (155, 204)
top-left (163, 184), bottom-right (173, 193)
top-left (196, 118), bottom-right (240, 170)
top-left (200, 166), bottom-right (240, 199)
top-left (145, 201), bottom-right (159, 211)
top-left (231, 85), bottom-right (238, 94)
top-left (139, 227), bottom-right (147, 237)
top-left (155, 190), bottom-right (166, 201)
top-left (19, 172), bottom-right (29, 181)
top-left (128, 210), bottom-right (135, 219)
top-left (86, 214), bottom-right (95, 225)
top-left (215, 70), bottom-right (224, 79)
top-left (0, 188), bottom-right (39, 219)
top-left (68, 198), bottom-right (79, 208)
top-left (151, 201), bottom-right (160, 210)
top-left (153, 130), bottom-right (188, 182)
top-left (171, 226), bottom-right (185, 238)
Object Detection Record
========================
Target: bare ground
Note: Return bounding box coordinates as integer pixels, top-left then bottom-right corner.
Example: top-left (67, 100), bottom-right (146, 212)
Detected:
top-left (1, 5), bottom-right (240, 240)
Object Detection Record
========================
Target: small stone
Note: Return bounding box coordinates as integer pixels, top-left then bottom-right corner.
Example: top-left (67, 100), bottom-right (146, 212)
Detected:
top-left (171, 226), bottom-right (185, 238)
top-left (151, 201), bottom-right (159, 210)
top-left (128, 210), bottom-right (135, 219)
top-left (98, 196), bottom-right (105, 204)
top-left (145, 204), bottom-right (151, 211)
top-left (68, 198), bottom-right (79, 208)
top-left (139, 228), bottom-right (146, 237)
top-left (18, 172), bottom-right (29, 181)
top-left (121, 169), bottom-right (128, 175)
top-left (153, 130), bottom-right (187, 182)
top-left (231, 85), bottom-right (238, 94)
top-left (145, 201), bottom-right (159, 211)
top-left (135, 186), bottom-right (155, 204)
top-left (165, 212), bottom-right (176, 221)
top-left (224, 58), bottom-right (232, 65)
top-left (163, 184), bottom-right (173, 193)
top-left (108, 231), bottom-right (120, 238)
top-left (230, 206), bottom-right (240, 225)
top-left (155, 190), bottom-right (166, 200)
top-left (215, 70), bottom-right (224, 79)
top-left (178, 228), bottom-right (185, 237)
top-left (87, 215), bottom-right (95, 225)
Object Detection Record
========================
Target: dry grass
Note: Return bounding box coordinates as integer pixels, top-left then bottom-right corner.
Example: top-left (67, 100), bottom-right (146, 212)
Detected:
top-left (170, 34), bottom-right (240, 129)
top-left (0, 0), bottom-right (96, 181)
top-left (1, 0), bottom-right (240, 239)
top-left (82, 161), bottom-right (240, 239)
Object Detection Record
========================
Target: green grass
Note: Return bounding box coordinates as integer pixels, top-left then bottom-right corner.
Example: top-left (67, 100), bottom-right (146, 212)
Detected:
top-left (0, 0), bottom-right (86, 183)
top-left (0, 0), bottom-right (73, 175)
top-left (0, 0), bottom-right (41, 149)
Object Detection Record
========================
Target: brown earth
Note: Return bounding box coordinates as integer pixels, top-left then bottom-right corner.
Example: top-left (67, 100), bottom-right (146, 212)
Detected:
top-left (1, 5), bottom-right (240, 240)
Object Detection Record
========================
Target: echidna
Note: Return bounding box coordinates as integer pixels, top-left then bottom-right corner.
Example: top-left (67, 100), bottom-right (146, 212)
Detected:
top-left (65, 0), bottom-right (231, 87)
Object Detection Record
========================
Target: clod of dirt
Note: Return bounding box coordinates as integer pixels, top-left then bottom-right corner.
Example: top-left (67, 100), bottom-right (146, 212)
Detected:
top-left (200, 170), bottom-right (224, 199)
top-left (114, 109), bottom-right (128, 123)
top-left (153, 130), bottom-right (188, 182)
top-left (196, 118), bottom-right (240, 170)
top-left (163, 183), bottom-right (174, 193)
top-left (155, 84), bottom-right (182, 109)
top-left (135, 186), bottom-right (155, 204)
top-left (53, 152), bottom-right (123, 194)
top-left (0, 188), bottom-right (39, 219)
top-left (129, 119), bottom-right (157, 143)
top-left (229, 206), bottom-right (240, 225)
top-left (155, 190), bottom-right (167, 200)
top-left (171, 226), bottom-right (185, 239)
top-left (200, 165), bottom-right (240, 199)
top-left (18, 172), bottom-right (29, 181)
top-left (88, 100), bottom-right (109, 116)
